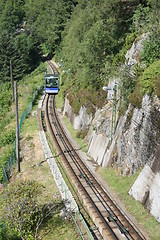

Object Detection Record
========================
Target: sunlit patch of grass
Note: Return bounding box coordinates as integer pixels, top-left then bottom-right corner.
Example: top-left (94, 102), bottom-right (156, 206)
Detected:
top-left (62, 116), bottom-right (88, 153)
top-left (55, 93), bottom-right (64, 110)
top-left (98, 167), bottom-right (160, 240)
top-left (20, 110), bottom-right (38, 137)
top-left (40, 215), bottom-right (78, 240)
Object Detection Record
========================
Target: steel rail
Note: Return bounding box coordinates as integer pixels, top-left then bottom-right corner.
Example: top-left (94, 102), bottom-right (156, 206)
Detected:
top-left (45, 94), bottom-right (119, 240)
top-left (50, 95), bottom-right (146, 240)
top-left (49, 97), bottom-right (133, 239)
top-left (45, 61), bottom-right (147, 240)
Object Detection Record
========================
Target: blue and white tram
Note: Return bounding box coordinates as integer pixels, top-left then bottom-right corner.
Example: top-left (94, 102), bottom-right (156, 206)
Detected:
top-left (45, 74), bottom-right (59, 94)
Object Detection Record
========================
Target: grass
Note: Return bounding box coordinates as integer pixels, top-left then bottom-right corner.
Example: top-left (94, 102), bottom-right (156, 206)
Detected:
top-left (18, 65), bottom-right (44, 114)
top-left (62, 116), bottom-right (88, 153)
top-left (98, 167), bottom-right (160, 240)
top-left (41, 215), bottom-right (77, 240)
top-left (0, 64), bottom-right (77, 239)
top-left (19, 106), bottom-right (77, 239)
top-left (0, 63), bottom-right (44, 181)
top-left (55, 93), bottom-right (64, 110)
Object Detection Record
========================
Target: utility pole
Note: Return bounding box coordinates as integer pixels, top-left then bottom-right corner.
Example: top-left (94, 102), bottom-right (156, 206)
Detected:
top-left (113, 83), bottom-right (117, 133)
top-left (10, 60), bottom-right (14, 102)
top-left (102, 83), bottom-right (118, 144)
top-left (14, 81), bottom-right (20, 173)
top-left (110, 83), bottom-right (117, 144)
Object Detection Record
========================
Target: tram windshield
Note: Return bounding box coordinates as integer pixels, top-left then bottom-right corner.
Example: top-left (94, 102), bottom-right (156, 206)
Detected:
top-left (46, 77), bottom-right (58, 88)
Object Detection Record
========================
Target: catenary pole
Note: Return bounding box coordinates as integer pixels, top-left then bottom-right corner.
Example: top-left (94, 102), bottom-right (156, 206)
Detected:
top-left (110, 83), bottom-right (117, 144)
top-left (14, 81), bottom-right (20, 173)
top-left (113, 83), bottom-right (117, 133)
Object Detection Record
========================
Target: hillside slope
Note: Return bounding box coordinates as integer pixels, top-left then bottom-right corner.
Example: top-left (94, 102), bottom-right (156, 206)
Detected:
top-left (62, 35), bottom-right (160, 223)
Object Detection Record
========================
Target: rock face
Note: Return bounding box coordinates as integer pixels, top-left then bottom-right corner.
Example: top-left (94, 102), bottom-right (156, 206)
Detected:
top-left (129, 145), bottom-right (160, 222)
top-left (62, 34), bottom-right (160, 222)
top-left (87, 103), bottom-right (112, 165)
top-left (125, 33), bottom-right (148, 66)
top-left (63, 94), bottom-right (159, 170)
top-left (114, 95), bottom-right (159, 175)
top-left (63, 97), bottom-right (92, 130)
top-left (63, 93), bottom-right (160, 222)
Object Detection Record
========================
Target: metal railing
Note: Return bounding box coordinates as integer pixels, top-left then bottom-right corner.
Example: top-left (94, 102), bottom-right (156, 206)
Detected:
top-left (2, 86), bottom-right (41, 187)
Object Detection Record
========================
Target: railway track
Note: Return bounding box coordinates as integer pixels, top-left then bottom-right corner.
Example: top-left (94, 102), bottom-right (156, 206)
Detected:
top-left (47, 60), bottom-right (58, 74)
top-left (43, 61), bottom-right (147, 240)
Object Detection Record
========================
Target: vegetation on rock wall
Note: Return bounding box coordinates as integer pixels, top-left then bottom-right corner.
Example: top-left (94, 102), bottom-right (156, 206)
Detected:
top-left (140, 60), bottom-right (160, 97)
top-left (59, 0), bottom-right (160, 112)
top-left (60, 0), bottom-right (138, 97)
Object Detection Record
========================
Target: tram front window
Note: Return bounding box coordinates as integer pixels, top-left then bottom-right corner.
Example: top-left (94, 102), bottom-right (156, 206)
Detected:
top-left (46, 78), bottom-right (52, 88)
top-left (53, 78), bottom-right (58, 87)
top-left (46, 77), bottom-right (58, 88)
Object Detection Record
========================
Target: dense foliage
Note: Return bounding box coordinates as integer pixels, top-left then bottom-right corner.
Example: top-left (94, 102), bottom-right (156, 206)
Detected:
top-left (0, 0), bottom-right (77, 119)
top-left (0, 0), bottom-right (159, 114)
top-left (58, 0), bottom-right (160, 111)
top-left (140, 60), bottom-right (160, 97)
top-left (2, 180), bottom-right (61, 239)
top-left (60, 0), bottom-right (138, 90)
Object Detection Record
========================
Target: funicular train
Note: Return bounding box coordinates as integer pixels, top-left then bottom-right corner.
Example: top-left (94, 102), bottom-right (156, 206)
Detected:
top-left (45, 73), bottom-right (59, 95)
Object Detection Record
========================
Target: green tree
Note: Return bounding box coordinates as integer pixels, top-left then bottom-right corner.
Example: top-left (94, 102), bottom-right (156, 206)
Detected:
top-left (140, 60), bottom-right (160, 97)
top-left (141, 28), bottom-right (160, 65)
top-left (0, 31), bottom-right (27, 83)
top-left (60, 0), bottom-right (138, 92)
top-left (25, 0), bottom-right (77, 53)
top-left (147, 0), bottom-right (160, 16)
top-left (0, 0), bottom-right (25, 33)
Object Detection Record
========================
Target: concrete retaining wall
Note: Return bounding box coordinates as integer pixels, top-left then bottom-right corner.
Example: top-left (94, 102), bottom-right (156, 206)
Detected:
top-left (38, 95), bottom-right (78, 212)
top-left (129, 164), bottom-right (160, 222)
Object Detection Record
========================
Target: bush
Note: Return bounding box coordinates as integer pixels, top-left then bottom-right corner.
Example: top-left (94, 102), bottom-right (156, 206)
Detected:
top-left (76, 127), bottom-right (88, 139)
top-left (0, 130), bottom-right (15, 147)
top-left (2, 180), bottom-right (59, 240)
top-left (141, 30), bottom-right (160, 65)
top-left (67, 92), bottom-right (81, 114)
top-left (131, 5), bottom-right (153, 34)
top-left (113, 32), bottom-right (137, 65)
top-left (140, 60), bottom-right (160, 97)
top-left (120, 65), bottom-right (137, 109)
top-left (67, 88), bottom-right (106, 116)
